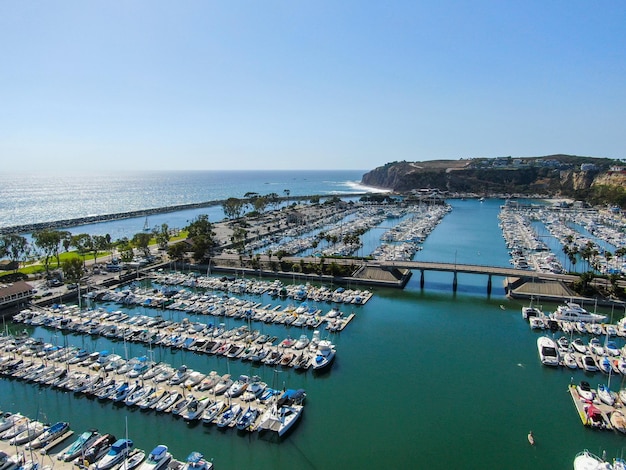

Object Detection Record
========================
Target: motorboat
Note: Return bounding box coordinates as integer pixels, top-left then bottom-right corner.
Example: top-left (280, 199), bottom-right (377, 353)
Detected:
top-left (154, 391), bottom-right (182, 413)
top-left (181, 452), bottom-right (212, 470)
top-left (225, 375), bottom-right (249, 398)
top-left (311, 340), bottom-right (336, 370)
top-left (589, 338), bottom-right (604, 356)
top-left (572, 338), bottom-right (588, 354)
top-left (9, 421), bottom-right (45, 446)
top-left (537, 337), bottom-right (559, 367)
top-left (563, 352), bottom-right (578, 369)
top-left (216, 403), bottom-right (242, 428)
top-left (577, 381), bottom-right (596, 402)
top-left (168, 365), bottom-right (190, 386)
top-left (82, 433), bottom-right (117, 465)
top-left (242, 376), bottom-right (266, 402)
top-left (201, 401), bottom-right (225, 424)
top-left (552, 302), bottom-right (607, 323)
top-left (112, 382), bottom-right (138, 403)
top-left (0, 413), bottom-right (24, 433)
top-left (182, 397), bottom-right (211, 422)
top-left (611, 410), bottom-right (626, 434)
top-left (138, 389), bottom-right (167, 410)
top-left (125, 385), bottom-right (156, 407)
top-left (597, 356), bottom-right (613, 375)
top-left (195, 372), bottom-right (220, 392)
top-left (597, 384), bottom-right (616, 406)
top-left (153, 366), bottom-right (176, 383)
top-left (573, 450), bottom-right (613, 470)
top-left (137, 445), bottom-right (172, 470)
top-left (183, 371), bottom-right (206, 389)
top-left (57, 429), bottom-right (100, 461)
top-left (170, 394), bottom-right (196, 416)
top-left (211, 375), bottom-right (233, 396)
top-left (236, 407), bottom-right (259, 431)
top-left (1, 417), bottom-right (32, 440)
top-left (93, 438), bottom-right (134, 470)
top-left (583, 355), bottom-right (598, 372)
top-left (606, 340), bottom-right (620, 356)
top-left (26, 421), bottom-right (70, 449)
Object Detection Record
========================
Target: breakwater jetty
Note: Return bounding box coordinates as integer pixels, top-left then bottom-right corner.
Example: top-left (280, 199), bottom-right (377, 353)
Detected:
top-left (0, 194), bottom-right (369, 235)
top-left (0, 201), bottom-right (228, 235)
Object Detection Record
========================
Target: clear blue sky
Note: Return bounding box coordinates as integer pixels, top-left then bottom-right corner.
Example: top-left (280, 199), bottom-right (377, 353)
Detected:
top-left (1, 1), bottom-right (624, 172)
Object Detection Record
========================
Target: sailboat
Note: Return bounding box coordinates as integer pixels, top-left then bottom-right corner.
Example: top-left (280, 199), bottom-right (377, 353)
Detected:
top-left (143, 217), bottom-right (150, 232)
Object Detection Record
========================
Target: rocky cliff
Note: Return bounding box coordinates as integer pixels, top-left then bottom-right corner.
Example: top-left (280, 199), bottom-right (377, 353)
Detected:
top-left (361, 155), bottom-right (625, 206)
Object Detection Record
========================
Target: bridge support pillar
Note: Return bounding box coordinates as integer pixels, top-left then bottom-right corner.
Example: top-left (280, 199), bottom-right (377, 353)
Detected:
top-left (420, 270), bottom-right (425, 289)
top-left (487, 274), bottom-right (492, 295)
top-left (452, 271), bottom-right (457, 292)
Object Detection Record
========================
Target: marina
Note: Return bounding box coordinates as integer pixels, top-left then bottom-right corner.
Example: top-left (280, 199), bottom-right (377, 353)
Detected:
top-left (1, 197), bottom-right (625, 468)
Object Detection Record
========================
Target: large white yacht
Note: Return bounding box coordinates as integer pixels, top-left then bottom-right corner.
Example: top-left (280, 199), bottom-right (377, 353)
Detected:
top-left (551, 302), bottom-right (607, 323)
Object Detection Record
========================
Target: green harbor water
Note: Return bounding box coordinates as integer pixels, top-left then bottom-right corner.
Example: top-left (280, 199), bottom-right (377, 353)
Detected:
top-left (1, 199), bottom-right (622, 469)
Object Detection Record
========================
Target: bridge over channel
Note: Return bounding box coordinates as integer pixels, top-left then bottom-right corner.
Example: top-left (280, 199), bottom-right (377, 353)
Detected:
top-left (368, 260), bottom-right (578, 294)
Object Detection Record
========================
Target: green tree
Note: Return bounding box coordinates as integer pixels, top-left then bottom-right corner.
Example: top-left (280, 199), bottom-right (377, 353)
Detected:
top-left (62, 256), bottom-right (84, 284)
top-left (154, 223), bottom-right (170, 250)
top-left (132, 232), bottom-right (152, 257)
top-left (222, 198), bottom-right (245, 220)
top-left (71, 234), bottom-right (92, 267)
top-left (92, 234), bottom-right (111, 265)
top-left (1, 234), bottom-right (29, 273)
top-left (185, 214), bottom-right (217, 261)
top-left (32, 229), bottom-right (64, 276)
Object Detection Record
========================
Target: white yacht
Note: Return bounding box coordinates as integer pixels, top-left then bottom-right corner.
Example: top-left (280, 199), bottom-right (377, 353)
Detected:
top-left (94, 438), bottom-right (134, 470)
top-left (536, 336), bottom-right (559, 367)
top-left (552, 302), bottom-right (607, 323)
top-left (573, 450), bottom-right (613, 470)
top-left (310, 340), bottom-right (336, 370)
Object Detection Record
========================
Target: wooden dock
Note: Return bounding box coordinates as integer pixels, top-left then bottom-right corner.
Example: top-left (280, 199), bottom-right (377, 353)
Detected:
top-left (568, 384), bottom-right (615, 431)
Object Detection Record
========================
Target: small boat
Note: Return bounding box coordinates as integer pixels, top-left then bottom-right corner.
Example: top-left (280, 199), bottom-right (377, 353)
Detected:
top-left (572, 338), bottom-right (587, 354)
top-left (257, 403), bottom-right (303, 437)
top-left (26, 421), bottom-right (70, 449)
top-left (563, 352), bottom-right (578, 369)
top-left (597, 384), bottom-right (616, 406)
top-left (201, 401), bottom-right (225, 424)
top-left (211, 375), bottom-right (233, 396)
top-left (137, 445), bottom-right (172, 470)
top-left (577, 381), bottom-right (596, 402)
top-left (57, 429), bottom-right (100, 462)
top-left (573, 450), bottom-right (613, 470)
top-left (93, 438), bottom-right (134, 470)
top-left (527, 431), bottom-right (534, 445)
top-left (117, 448), bottom-right (146, 470)
top-left (168, 365), bottom-right (190, 385)
top-left (225, 375), bottom-right (249, 398)
top-left (582, 355), bottom-right (598, 372)
top-left (182, 397), bottom-right (211, 422)
top-left (82, 433), bottom-right (117, 466)
top-left (536, 336), bottom-right (559, 367)
top-left (216, 403), bottom-right (242, 428)
top-left (9, 421), bottom-right (45, 446)
top-left (181, 452), bottom-right (212, 470)
top-left (611, 410), bottom-right (626, 434)
top-left (154, 391), bottom-right (182, 413)
top-left (235, 407), bottom-right (259, 431)
top-left (0, 413), bottom-right (25, 433)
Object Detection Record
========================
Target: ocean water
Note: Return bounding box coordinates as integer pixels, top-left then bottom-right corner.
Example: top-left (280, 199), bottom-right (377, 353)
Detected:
top-left (0, 170), bottom-right (370, 234)
top-left (0, 192), bottom-right (622, 468)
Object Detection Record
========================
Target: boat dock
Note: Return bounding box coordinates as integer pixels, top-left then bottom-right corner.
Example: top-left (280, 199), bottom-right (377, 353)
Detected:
top-left (568, 384), bottom-right (623, 432)
top-left (0, 336), bottom-right (306, 438)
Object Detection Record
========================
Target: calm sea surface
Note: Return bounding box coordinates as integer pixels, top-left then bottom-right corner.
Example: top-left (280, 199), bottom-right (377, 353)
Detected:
top-left (1, 179), bottom-right (622, 468)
